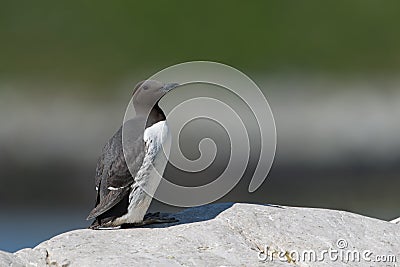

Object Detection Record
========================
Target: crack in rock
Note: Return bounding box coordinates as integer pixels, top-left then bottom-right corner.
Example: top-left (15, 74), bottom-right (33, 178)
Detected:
top-left (45, 249), bottom-right (70, 267)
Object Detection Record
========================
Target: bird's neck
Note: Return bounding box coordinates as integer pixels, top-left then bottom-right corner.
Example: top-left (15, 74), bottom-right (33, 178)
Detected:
top-left (146, 106), bottom-right (166, 127)
top-left (135, 104), bottom-right (166, 128)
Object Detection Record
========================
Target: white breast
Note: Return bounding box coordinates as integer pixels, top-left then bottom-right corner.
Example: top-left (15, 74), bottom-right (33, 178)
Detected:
top-left (113, 120), bottom-right (171, 225)
top-left (144, 120), bottom-right (169, 148)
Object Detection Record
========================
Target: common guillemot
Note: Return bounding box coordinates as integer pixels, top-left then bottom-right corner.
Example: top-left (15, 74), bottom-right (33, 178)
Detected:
top-left (87, 80), bottom-right (179, 229)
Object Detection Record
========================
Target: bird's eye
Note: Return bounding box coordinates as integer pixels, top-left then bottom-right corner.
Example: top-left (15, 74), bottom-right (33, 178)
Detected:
top-left (142, 85), bottom-right (149, 90)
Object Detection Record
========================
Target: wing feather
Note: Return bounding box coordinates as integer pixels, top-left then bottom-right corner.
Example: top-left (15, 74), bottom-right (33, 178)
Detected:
top-left (87, 118), bottom-right (147, 220)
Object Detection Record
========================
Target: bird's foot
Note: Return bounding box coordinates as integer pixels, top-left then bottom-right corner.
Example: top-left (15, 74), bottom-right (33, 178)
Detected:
top-left (90, 225), bottom-right (122, 230)
top-left (122, 212), bottom-right (178, 228)
top-left (141, 212), bottom-right (179, 225)
top-left (88, 220), bottom-right (122, 230)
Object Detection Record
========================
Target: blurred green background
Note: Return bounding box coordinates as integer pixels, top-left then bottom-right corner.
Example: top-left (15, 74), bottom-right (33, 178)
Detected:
top-left (1, 1), bottom-right (400, 87)
top-left (0, 1), bottom-right (399, 252)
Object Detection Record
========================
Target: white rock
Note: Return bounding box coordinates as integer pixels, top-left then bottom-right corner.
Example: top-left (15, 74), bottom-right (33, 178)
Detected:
top-left (1, 203), bottom-right (399, 266)
top-left (391, 217), bottom-right (400, 224)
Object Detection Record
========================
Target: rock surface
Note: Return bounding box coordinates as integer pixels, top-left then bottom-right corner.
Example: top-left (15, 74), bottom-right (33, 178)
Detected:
top-left (1, 203), bottom-right (399, 266)
top-left (391, 217), bottom-right (400, 224)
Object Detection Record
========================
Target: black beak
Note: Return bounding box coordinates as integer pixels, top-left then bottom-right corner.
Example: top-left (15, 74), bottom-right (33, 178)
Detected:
top-left (162, 83), bottom-right (180, 92)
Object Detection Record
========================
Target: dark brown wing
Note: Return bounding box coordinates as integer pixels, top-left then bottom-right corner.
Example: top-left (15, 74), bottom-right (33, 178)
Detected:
top-left (87, 117), bottom-right (147, 221)
top-left (87, 188), bottom-right (130, 220)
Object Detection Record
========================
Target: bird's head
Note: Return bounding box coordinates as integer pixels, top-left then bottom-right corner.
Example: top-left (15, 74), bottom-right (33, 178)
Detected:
top-left (132, 80), bottom-right (179, 114)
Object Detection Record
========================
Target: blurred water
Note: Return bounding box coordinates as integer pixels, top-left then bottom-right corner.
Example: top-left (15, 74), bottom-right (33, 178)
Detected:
top-left (0, 210), bottom-right (88, 252)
